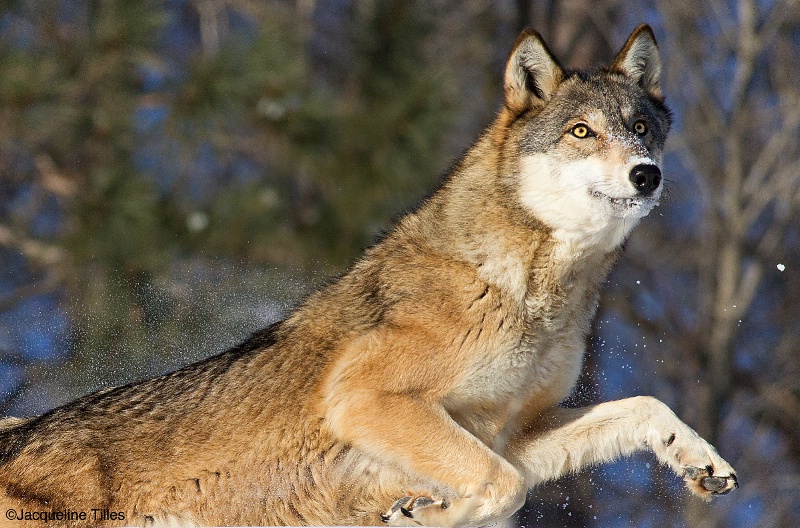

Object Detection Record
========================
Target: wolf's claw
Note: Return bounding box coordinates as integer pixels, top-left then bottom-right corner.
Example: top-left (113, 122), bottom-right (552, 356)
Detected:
top-left (381, 494), bottom-right (448, 525)
top-left (381, 497), bottom-right (412, 522)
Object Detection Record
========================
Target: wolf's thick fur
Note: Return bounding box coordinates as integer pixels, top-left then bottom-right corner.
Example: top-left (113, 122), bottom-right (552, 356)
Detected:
top-left (0, 25), bottom-right (736, 527)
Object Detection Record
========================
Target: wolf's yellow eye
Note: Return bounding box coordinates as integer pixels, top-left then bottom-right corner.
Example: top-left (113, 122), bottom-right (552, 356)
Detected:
top-left (634, 120), bottom-right (648, 135)
top-left (571, 124), bottom-right (592, 138)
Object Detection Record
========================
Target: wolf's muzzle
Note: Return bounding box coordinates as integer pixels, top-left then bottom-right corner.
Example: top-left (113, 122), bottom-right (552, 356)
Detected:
top-left (629, 164), bottom-right (662, 196)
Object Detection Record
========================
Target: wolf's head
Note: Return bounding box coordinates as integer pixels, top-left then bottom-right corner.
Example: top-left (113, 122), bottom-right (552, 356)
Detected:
top-left (500, 25), bottom-right (672, 252)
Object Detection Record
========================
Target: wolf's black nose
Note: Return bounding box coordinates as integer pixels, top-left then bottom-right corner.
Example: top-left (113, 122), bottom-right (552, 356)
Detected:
top-left (629, 164), bottom-right (662, 195)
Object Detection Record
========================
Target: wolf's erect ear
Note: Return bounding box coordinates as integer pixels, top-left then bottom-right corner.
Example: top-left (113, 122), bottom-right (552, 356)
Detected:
top-left (504, 30), bottom-right (564, 114)
top-left (611, 24), bottom-right (663, 99)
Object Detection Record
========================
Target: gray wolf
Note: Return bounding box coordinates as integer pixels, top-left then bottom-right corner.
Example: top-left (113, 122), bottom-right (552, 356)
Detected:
top-left (0, 24), bottom-right (737, 527)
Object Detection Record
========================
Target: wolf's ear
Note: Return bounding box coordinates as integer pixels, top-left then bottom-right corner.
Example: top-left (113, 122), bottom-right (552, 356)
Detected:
top-left (611, 24), bottom-right (663, 99)
top-left (504, 30), bottom-right (564, 114)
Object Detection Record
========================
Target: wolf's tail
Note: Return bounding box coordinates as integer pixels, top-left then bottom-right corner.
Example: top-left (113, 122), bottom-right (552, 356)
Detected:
top-left (0, 417), bottom-right (31, 434)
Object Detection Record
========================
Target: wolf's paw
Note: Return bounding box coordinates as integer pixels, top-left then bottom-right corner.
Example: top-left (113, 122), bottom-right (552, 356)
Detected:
top-left (655, 427), bottom-right (738, 499)
top-left (683, 464), bottom-right (739, 499)
top-left (641, 397), bottom-right (738, 500)
top-left (380, 495), bottom-right (449, 526)
top-left (669, 437), bottom-right (738, 499)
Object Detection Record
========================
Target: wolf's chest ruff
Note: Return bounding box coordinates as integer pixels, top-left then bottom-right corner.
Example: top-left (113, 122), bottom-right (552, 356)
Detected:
top-left (445, 256), bottom-right (602, 412)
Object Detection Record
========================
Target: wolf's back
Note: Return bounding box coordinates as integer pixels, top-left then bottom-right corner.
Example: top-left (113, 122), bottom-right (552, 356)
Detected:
top-left (0, 417), bottom-right (33, 461)
top-left (0, 417), bottom-right (30, 434)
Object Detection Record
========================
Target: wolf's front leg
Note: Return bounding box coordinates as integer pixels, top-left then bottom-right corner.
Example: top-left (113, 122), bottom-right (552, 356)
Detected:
top-left (324, 390), bottom-right (526, 527)
top-left (506, 396), bottom-right (738, 498)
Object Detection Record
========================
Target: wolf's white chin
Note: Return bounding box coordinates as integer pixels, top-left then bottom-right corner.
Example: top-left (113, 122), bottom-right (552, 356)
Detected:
top-left (589, 189), bottom-right (659, 219)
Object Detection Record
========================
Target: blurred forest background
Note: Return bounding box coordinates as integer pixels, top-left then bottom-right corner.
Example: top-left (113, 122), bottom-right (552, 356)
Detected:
top-left (1, 0), bottom-right (799, 526)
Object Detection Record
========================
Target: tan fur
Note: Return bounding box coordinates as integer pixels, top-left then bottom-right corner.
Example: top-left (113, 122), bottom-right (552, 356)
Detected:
top-left (0, 25), bottom-right (736, 527)
top-left (0, 419), bottom-right (30, 434)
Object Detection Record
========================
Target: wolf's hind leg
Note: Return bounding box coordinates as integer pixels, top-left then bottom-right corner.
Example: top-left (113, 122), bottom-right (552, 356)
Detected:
top-left (506, 396), bottom-right (738, 499)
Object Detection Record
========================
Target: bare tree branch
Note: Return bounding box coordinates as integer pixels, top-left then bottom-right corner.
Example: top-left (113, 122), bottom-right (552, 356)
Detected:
top-left (0, 224), bottom-right (64, 267)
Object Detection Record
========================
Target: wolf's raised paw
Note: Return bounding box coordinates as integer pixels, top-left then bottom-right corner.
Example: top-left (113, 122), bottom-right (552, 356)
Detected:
top-left (381, 495), bottom-right (449, 526)
top-left (683, 465), bottom-right (738, 499)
